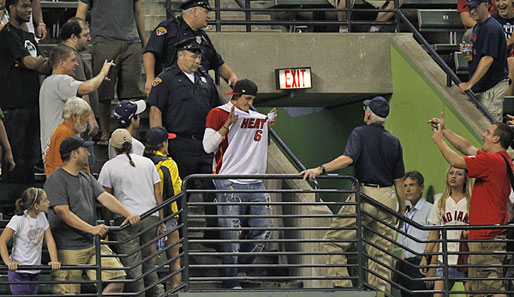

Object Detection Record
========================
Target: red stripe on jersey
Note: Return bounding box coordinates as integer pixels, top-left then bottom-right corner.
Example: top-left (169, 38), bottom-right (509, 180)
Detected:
top-left (206, 107), bottom-right (230, 174)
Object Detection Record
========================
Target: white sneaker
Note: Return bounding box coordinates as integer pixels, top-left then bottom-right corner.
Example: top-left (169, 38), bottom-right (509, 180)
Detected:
top-left (232, 286), bottom-right (243, 290)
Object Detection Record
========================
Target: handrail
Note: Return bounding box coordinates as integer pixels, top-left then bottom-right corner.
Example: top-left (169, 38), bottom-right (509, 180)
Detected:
top-left (395, 10), bottom-right (496, 124)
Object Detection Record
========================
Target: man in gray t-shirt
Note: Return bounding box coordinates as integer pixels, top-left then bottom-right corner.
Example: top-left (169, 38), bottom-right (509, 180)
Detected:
top-left (39, 45), bottom-right (113, 157)
top-left (45, 136), bottom-right (140, 294)
top-left (76, 0), bottom-right (146, 145)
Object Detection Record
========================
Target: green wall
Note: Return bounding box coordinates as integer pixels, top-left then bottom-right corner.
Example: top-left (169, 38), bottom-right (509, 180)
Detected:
top-left (387, 41), bottom-right (481, 197)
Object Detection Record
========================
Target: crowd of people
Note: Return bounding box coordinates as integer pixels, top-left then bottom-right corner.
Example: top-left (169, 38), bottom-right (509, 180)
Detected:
top-left (0, 0), bottom-right (513, 295)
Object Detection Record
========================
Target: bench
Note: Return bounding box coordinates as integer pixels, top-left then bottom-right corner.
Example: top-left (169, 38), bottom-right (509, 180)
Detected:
top-left (417, 9), bottom-right (464, 54)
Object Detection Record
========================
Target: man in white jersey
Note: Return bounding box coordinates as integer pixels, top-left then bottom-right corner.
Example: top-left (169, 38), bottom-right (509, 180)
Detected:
top-left (203, 79), bottom-right (277, 289)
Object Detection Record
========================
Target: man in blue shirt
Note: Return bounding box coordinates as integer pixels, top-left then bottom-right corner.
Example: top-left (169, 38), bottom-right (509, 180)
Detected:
top-left (301, 96), bottom-right (406, 293)
top-left (396, 171), bottom-right (433, 297)
top-left (459, 0), bottom-right (509, 121)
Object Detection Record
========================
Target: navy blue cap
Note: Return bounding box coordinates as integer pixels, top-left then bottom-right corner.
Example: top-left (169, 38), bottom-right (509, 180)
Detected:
top-left (145, 126), bottom-right (177, 146)
top-left (180, 0), bottom-right (212, 10)
top-left (363, 96), bottom-right (390, 118)
top-left (114, 100), bottom-right (146, 125)
top-left (466, 0), bottom-right (487, 8)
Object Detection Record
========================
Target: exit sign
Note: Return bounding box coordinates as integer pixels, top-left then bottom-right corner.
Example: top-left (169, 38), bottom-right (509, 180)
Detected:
top-left (275, 67), bottom-right (312, 90)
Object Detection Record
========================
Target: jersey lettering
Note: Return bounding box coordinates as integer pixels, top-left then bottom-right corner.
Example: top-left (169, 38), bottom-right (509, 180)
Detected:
top-left (254, 130), bottom-right (262, 141)
top-left (442, 210), bottom-right (469, 224)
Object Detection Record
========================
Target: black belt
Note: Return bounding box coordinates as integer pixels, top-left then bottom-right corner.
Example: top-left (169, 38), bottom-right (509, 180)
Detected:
top-left (175, 132), bottom-right (204, 140)
top-left (361, 183), bottom-right (392, 188)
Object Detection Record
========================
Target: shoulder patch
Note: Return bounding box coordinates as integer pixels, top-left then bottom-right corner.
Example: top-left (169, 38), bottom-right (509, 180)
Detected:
top-left (156, 27), bottom-right (167, 36)
top-left (152, 77), bottom-right (163, 87)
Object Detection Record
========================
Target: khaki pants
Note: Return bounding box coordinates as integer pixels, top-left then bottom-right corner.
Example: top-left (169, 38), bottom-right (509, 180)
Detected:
top-left (323, 185), bottom-right (397, 292)
top-left (468, 234), bottom-right (506, 296)
top-left (477, 79), bottom-right (509, 122)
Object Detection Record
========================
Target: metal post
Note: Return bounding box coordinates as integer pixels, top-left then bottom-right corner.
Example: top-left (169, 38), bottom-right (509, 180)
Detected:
top-left (95, 235), bottom-right (103, 297)
top-left (215, 0), bottom-right (221, 32)
top-left (354, 183), bottom-right (364, 290)
top-left (245, 0), bottom-right (251, 32)
top-left (441, 229), bottom-right (450, 297)
top-left (182, 182), bottom-right (190, 291)
top-left (346, 0), bottom-right (351, 32)
top-left (394, 0), bottom-right (400, 32)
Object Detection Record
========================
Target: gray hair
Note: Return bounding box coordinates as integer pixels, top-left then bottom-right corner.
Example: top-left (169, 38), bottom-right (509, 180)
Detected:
top-left (62, 97), bottom-right (91, 119)
top-left (182, 7), bottom-right (194, 15)
top-left (367, 107), bottom-right (386, 125)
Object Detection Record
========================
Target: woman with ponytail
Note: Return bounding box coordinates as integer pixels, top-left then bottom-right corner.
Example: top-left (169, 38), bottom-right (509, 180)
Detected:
top-left (0, 187), bottom-right (60, 295)
top-left (419, 166), bottom-right (472, 296)
top-left (98, 128), bottom-right (167, 296)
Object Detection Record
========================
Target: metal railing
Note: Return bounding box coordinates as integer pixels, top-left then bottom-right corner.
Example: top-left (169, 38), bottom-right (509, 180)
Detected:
top-left (1, 174), bottom-right (514, 296)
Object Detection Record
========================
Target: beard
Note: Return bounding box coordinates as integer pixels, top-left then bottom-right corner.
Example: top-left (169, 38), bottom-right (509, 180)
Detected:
top-left (74, 120), bottom-right (87, 134)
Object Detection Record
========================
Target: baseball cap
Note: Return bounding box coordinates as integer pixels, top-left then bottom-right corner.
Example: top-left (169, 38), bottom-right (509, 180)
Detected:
top-left (225, 79), bottom-right (258, 96)
top-left (179, 0), bottom-right (212, 10)
top-left (174, 36), bottom-right (203, 54)
top-left (114, 100), bottom-right (146, 125)
top-left (145, 126), bottom-right (177, 146)
top-left (110, 129), bottom-right (132, 149)
top-left (363, 96), bottom-right (390, 118)
top-left (59, 136), bottom-right (92, 156)
top-left (465, 0), bottom-right (487, 8)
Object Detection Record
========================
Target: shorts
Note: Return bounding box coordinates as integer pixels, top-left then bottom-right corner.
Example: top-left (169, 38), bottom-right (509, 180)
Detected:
top-left (92, 42), bottom-right (144, 103)
top-left (468, 235), bottom-right (506, 295)
top-left (51, 245), bottom-right (126, 294)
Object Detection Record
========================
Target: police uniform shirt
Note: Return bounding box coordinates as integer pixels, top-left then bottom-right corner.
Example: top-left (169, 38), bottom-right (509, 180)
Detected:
top-left (343, 123), bottom-right (405, 186)
top-left (144, 17), bottom-right (224, 75)
top-left (148, 63), bottom-right (220, 135)
top-left (0, 23), bottom-right (40, 110)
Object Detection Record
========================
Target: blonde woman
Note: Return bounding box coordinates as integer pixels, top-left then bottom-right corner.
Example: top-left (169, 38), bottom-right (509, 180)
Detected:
top-left (419, 166), bottom-right (472, 296)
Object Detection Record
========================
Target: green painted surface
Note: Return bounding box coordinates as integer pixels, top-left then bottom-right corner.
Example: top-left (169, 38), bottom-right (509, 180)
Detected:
top-left (388, 41), bottom-right (481, 197)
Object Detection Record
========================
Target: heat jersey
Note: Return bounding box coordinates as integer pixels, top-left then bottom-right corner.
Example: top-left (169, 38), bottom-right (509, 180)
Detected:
top-left (205, 102), bottom-right (270, 184)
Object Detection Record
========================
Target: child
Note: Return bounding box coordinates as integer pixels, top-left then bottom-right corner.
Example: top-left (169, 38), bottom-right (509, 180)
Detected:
top-left (0, 187), bottom-right (61, 295)
top-left (143, 126), bottom-right (182, 291)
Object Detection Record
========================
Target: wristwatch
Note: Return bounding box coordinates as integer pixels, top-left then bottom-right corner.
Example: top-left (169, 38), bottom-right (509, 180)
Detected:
top-left (319, 165), bottom-right (326, 174)
top-left (38, 22), bottom-right (46, 27)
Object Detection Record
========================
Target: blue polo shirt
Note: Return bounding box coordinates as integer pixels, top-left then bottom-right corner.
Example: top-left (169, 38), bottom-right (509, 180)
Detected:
top-left (343, 123), bottom-right (405, 186)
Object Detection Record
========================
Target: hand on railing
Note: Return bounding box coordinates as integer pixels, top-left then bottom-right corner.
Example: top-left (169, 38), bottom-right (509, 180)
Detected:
top-left (157, 223), bottom-right (167, 235)
top-left (5, 260), bottom-right (18, 271)
top-left (122, 213), bottom-right (141, 226)
top-left (48, 261), bottom-right (61, 271)
top-left (90, 224), bottom-right (109, 237)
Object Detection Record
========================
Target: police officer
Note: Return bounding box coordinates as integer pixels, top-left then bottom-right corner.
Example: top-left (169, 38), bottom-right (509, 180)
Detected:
top-left (143, 0), bottom-right (238, 96)
top-left (148, 37), bottom-right (220, 244)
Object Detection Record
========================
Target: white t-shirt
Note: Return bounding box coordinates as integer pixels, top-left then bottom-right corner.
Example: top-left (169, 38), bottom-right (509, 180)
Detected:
top-left (39, 74), bottom-right (82, 157)
top-left (7, 212), bottom-right (49, 274)
top-left (98, 153), bottom-right (160, 217)
top-left (428, 195), bottom-right (469, 265)
top-left (108, 137), bottom-right (145, 160)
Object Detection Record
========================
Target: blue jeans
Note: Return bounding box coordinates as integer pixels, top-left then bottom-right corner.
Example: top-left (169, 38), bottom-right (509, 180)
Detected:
top-left (214, 179), bottom-right (272, 288)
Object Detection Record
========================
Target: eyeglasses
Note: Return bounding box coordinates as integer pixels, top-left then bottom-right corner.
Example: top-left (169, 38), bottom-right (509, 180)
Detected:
top-left (362, 106), bottom-right (368, 111)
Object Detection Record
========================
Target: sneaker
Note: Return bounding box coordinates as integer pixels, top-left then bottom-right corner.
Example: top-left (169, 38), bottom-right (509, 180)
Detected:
top-left (232, 286), bottom-right (243, 290)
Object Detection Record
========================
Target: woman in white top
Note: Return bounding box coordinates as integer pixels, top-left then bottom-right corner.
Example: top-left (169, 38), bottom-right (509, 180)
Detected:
top-left (98, 129), bottom-right (166, 296)
top-left (419, 166), bottom-right (472, 296)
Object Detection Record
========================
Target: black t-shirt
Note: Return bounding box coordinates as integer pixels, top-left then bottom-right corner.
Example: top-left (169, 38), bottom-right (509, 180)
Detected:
top-left (343, 123), bottom-right (405, 186)
top-left (469, 17), bottom-right (509, 93)
top-left (0, 23), bottom-right (40, 109)
top-left (148, 64), bottom-right (220, 134)
top-left (144, 17), bottom-right (224, 75)
top-left (492, 13), bottom-right (514, 41)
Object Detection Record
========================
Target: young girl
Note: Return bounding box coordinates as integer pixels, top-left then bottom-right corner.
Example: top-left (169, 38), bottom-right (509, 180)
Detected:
top-left (419, 166), bottom-right (472, 296)
top-left (0, 187), bottom-right (60, 295)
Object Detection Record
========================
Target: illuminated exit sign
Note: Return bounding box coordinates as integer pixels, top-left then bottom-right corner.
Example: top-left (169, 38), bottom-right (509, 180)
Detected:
top-left (275, 67), bottom-right (312, 90)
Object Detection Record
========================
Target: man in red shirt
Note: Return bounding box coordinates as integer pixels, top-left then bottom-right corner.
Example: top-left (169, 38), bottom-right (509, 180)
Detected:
top-left (429, 112), bottom-right (513, 296)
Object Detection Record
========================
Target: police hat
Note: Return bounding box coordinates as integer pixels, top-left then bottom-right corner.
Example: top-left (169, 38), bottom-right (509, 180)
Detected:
top-left (179, 0), bottom-right (212, 10)
top-left (174, 36), bottom-right (203, 54)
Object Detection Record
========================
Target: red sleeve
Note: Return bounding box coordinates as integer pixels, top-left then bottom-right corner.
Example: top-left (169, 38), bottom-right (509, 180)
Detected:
top-left (464, 150), bottom-right (489, 179)
top-left (205, 108), bottom-right (229, 131)
top-left (457, 0), bottom-right (468, 13)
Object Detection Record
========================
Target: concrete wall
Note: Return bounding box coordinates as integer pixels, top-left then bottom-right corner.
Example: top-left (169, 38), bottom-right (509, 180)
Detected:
top-left (209, 33), bottom-right (395, 106)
